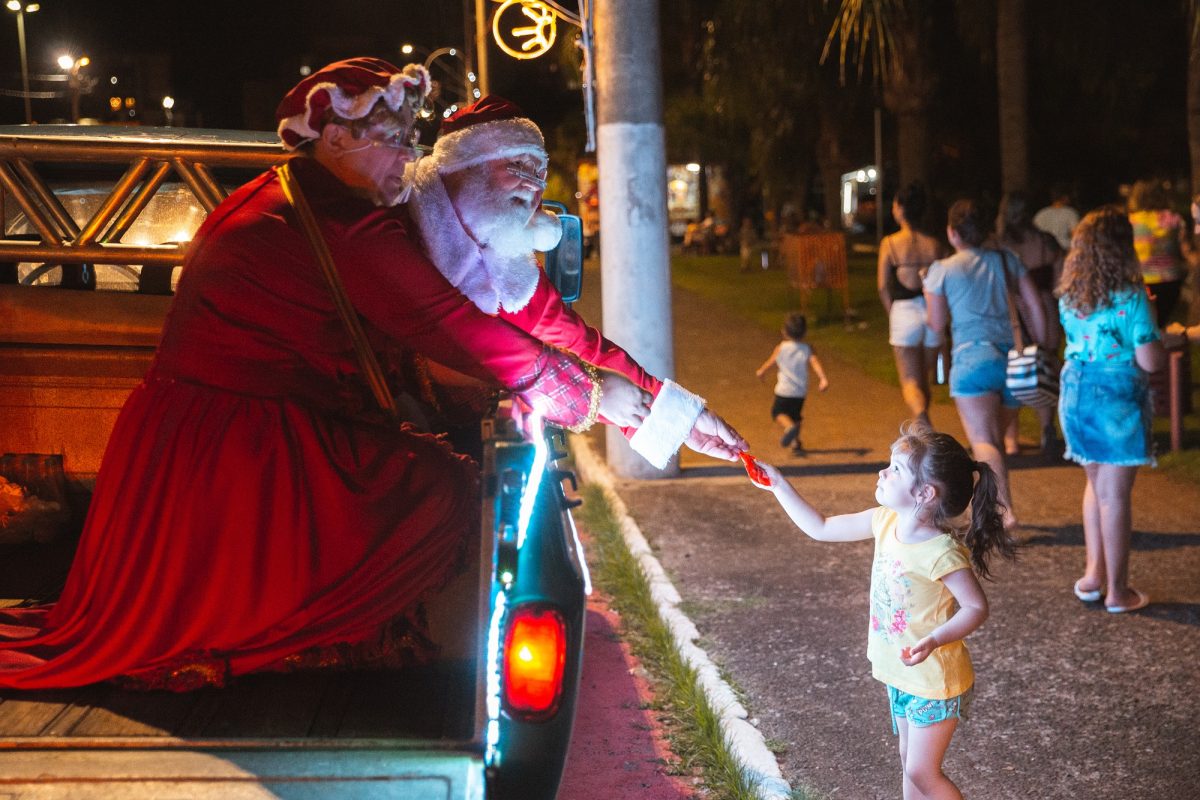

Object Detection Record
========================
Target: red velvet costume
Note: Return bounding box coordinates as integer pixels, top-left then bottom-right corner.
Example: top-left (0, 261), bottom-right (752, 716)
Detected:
top-left (500, 271), bottom-right (662, 435)
top-left (0, 158), bottom-right (598, 689)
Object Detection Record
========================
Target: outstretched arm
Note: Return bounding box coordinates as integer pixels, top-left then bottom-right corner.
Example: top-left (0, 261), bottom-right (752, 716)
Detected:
top-left (683, 408), bottom-right (748, 462)
top-left (753, 462), bottom-right (874, 542)
top-left (900, 568), bottom-right (989, 666)
top-left (756, 343), bottom-right (782, 380)
top-left (809, 353), bottom-right (829, 391)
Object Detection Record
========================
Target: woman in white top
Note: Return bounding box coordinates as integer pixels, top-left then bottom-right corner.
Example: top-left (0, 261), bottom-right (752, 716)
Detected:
top-left (878, 184), bottom-right (946, 427)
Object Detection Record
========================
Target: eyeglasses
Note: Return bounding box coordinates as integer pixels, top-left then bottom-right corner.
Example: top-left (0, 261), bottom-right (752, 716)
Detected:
top-left (364, 122), bottom-right (421, 151)
top-left (505, 157), bottom-right (548, 190)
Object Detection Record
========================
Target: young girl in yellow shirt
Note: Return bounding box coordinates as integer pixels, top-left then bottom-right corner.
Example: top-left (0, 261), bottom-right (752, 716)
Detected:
top-left (752, 424), bottom-right (1016, 800)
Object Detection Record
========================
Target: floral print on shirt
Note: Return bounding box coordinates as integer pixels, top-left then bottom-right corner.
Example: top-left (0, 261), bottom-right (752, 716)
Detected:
top-left (869, 554), bottom-right (912, 643)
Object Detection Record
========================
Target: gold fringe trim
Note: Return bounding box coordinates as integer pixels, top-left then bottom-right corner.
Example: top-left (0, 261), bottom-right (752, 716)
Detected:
top-left (567, 361), bottom-right (601, 434)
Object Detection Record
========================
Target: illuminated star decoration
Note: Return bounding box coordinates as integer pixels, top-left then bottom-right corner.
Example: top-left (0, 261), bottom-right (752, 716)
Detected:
top-left (493, 0), bottom-right (558, 60)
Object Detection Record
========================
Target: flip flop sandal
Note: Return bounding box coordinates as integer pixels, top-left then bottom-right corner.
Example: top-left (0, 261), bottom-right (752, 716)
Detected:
top-left (1106, 589), bottom-right (1150, 614)
top-left (1073, 580), bottom-right (1103, 603)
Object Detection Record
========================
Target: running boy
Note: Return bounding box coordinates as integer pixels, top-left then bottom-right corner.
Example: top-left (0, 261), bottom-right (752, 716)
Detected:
top-left (755, 312), bottom-right (828, 454)
top-left (750, 424), bottom-right (1016, 799)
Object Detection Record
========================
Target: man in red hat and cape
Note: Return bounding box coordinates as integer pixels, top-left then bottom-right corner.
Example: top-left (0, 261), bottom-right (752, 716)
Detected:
top-left (406, 95), bottom-right (742, 469)
top-left (0, 59), bottom-right (744, 690)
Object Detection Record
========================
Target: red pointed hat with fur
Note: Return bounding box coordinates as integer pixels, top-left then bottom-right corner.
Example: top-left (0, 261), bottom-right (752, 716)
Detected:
top-left (275, 57), bottom-right (431, 151)
top-left (431, 95), bottom-right (546, 174)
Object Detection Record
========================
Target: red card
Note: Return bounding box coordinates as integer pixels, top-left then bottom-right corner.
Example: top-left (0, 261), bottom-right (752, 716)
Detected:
top-left (738, 451), bottom-right (771, 488)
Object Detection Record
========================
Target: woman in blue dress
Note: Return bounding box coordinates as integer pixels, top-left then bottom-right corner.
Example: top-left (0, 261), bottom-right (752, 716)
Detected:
top-left (1057, 207), bottom-right (1165, 614)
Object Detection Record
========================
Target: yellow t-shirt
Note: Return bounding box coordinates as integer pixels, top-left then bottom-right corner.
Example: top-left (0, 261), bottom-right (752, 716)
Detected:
top-left (866, 507), bottom-right (974, 699)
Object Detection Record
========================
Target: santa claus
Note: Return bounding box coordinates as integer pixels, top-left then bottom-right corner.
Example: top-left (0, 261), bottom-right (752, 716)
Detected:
top-left (406, 96), bottom-right (744, 468)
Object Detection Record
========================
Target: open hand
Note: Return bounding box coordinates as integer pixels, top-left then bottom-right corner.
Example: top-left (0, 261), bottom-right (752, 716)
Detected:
top-left (684, 409), bottom-right (748, 462)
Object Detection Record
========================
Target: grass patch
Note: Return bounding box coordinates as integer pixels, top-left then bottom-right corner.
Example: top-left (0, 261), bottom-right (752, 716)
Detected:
top-left (578, 483), bottom-right (817, 800)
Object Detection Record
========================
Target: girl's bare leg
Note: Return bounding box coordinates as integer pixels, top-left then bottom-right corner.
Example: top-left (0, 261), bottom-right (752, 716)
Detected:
top-left (903, 718), bottom-right (963, 800)
top-left (1079, 465), bottom-right (1106, 593)
top-left (894, 345), bottom-right (931, 424)
top-left (954, 393), bottom-right (1015, 527)
top-left (1090, 463), bottom-right (1140, 608)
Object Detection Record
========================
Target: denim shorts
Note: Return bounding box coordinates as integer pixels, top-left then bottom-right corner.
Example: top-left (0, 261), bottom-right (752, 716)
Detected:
top-left (948, 341), bottom-right (1019, 408)
top-left (1059, 359), bottom-right (1155, 466)
top-left (887, 684), bottom-right (972, 735)
top-left (889, 297), bottom-right (943, 348)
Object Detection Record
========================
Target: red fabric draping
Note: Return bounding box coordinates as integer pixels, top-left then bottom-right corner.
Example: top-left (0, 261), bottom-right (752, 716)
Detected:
top-left (0, 159), bottom-right (597, 689)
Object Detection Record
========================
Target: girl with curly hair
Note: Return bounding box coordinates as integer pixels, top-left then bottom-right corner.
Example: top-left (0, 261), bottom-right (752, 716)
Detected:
top-left (1058, 206), bottom-right (1166, 613)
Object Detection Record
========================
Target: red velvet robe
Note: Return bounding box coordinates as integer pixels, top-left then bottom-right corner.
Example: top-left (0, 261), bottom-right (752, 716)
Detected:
top-left (0, 159), bottom-right (596, 689)
top-left (500, 271), bottom-right (663, 437)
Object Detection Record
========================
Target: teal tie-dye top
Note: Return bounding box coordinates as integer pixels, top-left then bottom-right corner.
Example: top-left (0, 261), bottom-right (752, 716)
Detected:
top-left (1060, 287), bottom-right (1160, 364)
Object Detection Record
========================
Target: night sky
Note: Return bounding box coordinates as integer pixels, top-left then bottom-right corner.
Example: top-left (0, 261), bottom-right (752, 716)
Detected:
top-left (1, 0), bottom-right (574, 130)
top-left (2, 1), bottom-right (1194, 209)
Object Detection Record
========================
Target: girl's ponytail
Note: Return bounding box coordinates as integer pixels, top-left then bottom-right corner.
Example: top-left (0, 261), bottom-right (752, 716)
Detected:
top-left (891, 423), bottom-right (1019, 579)
top-left (964, 460), bottom-right (1017, 580)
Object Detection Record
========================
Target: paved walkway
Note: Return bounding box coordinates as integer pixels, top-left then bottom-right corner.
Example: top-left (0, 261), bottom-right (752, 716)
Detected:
top-left (574, 265), bottom-right (1200, 799)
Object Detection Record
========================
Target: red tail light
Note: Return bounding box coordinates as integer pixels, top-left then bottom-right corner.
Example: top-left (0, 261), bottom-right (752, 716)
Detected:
top-left (503, 605), bottom-right (567, 720)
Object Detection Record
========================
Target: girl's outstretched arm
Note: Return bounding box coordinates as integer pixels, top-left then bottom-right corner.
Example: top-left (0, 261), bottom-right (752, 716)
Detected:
top-left (900, 567), bottom-right (989, 666)
top-left (755, 462), bottom-right (874, 542)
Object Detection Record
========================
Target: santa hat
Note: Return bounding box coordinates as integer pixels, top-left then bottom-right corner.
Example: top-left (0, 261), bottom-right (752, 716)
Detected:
top-left (431, 95), bottom-right (546, 174)
top-left (275, 57), bottom-right (431, 151)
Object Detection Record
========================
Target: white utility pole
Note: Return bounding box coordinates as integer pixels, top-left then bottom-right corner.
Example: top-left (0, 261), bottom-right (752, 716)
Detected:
top-left (595, 0), bottom-right (676, 478)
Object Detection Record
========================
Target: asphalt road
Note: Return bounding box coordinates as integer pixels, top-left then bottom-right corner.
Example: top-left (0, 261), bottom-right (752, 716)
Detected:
top-left (574, 263), bottom-right (1200, 800)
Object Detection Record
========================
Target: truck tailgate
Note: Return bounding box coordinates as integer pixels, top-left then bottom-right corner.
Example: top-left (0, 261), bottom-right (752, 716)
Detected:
top-left (0, 745), bottom-right (484, 799)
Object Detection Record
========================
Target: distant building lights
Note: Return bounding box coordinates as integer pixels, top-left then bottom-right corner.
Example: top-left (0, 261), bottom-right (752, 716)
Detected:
top-left (867, 167), bottom-right (877, 180)
top-left (400, 43), bottom-right (414, 55)
top-left (473, 88), bottom-right (481, 99)
top-left (467, 71), bottom-right (477, 82)
top-left (161, 96), bottom-right (174, 110)
top-left (298, 64), bottom-right (311, 76)
top-left (685, 162), bottom-right (701, 173)
top-left (56, 54), bottom-right (74, 70)
top-left (109, 75), bottom-right (118, 85)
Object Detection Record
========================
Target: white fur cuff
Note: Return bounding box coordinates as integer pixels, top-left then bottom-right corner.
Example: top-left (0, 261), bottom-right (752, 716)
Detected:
top-left (629, 380), bottom-right (705, 469)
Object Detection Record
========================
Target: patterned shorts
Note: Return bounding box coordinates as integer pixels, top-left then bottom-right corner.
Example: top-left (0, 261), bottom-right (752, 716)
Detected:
top-left (886, 684), bottom-right (972, 735)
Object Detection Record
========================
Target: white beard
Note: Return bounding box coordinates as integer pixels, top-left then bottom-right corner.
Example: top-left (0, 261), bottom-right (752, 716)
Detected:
top-left (406, 158), bottom-right (561, 314)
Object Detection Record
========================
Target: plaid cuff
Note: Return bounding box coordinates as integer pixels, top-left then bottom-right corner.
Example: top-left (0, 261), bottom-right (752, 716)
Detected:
top-left (512, 346), bottom-right (600, 432)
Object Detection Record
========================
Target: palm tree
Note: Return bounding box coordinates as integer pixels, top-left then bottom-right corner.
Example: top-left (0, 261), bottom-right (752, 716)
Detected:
top-left (823, 0), bottom-right (937, 189)
top-left (996, 0), bottom-right (1029, 192)
top-left (1188, 0), bottom-right (1200, 194)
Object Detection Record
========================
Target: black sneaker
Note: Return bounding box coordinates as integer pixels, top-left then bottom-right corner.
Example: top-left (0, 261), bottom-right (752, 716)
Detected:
top-left (791, 442), bottom-right (807, 456)
top-left (780, 424), bottom-right (799, 448)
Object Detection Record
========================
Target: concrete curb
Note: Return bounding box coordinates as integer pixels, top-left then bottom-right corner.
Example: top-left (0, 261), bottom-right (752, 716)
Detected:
top-left (570, 434), bottom-right (792, 800)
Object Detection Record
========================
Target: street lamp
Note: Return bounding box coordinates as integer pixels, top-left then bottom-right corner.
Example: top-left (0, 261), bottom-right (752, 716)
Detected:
top-left (57, 53), bottom-right (90, 122)
top-left (161, 95), bottom-right (174, 126)
top-left (6, 1), bottom-right (40, 125)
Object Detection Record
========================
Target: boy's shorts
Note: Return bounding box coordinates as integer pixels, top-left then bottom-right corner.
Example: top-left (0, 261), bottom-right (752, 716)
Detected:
top-left (771, 395), bottom-right (805, 422)
top-left (886, 684), bottom-right (972, 735)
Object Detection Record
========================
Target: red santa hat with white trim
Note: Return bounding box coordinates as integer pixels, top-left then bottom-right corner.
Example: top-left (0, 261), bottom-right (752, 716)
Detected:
top-left (274, 57), bottom-right (431, 151)
top-left (429, 95), bottom-right (547, 174)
